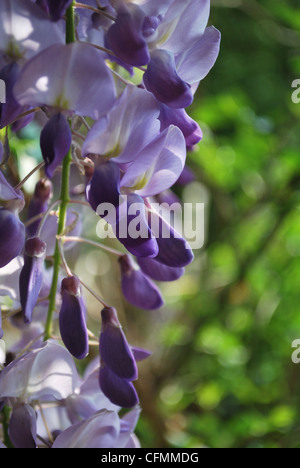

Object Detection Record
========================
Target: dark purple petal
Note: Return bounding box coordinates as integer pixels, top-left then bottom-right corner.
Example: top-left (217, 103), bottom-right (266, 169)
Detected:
top-left (99, 365), bottom-right (139, 408)
top-left (116, 194), bottom-right (158, 258)
top-left (26, 179), bottom-right (53, 237)
top-left (149, 211), bottom-right (194, 268)
top-left (144, 49), bottom-right (193, 109)
top-left (40, 113), bottom-right (72, 179)
top-left (118, 255), bottom-right (164, 310)
top-left (8, 404), bottom-right (37, 449)
top-left (159, 104), bottom-right (203, 147)
top-left (100, 307), bottom-right (137, 381)
top-left (86, 161), bottom-right (121, 214)
top-left (19, 237), bottom-right (47, 324)
top-left (46, 0), bottom-right (73, 21)
top-left (0, 62), bottom-right (29, 129)
top-left (137, 256), bottom-right (185, 282)
top-left (131, 347), bottom-right (152, 362)
top-left (106, 3), bottom-right (150, 67)
top-left (59, 276), bottom-right (89, 360)
top-left (0, 208), bottom-right (25, 268)
top-left (176, 166), bottom-right (196, 186)
top-left (142, 16), bottom-right (162, 38)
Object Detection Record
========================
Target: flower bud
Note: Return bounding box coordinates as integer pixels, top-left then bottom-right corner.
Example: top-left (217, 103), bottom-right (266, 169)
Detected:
top-left (19, 237), bottom-right (47, 323)
top-left (118, 255), bottom-right (164, 310)
top-left (26, 179), bottom-right (53, 237)
top-left (100, 307), bottom-right (137, 381)
top-left (59, 276), bottom-right (89, 360)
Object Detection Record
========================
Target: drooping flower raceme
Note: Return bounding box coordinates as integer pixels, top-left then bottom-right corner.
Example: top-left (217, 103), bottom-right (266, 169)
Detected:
top-left (0, 0), bottom-right (220, 448)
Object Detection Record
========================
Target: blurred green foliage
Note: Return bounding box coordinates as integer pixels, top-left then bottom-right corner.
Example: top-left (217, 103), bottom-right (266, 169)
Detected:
top-left (132, 0), bottom-right (300, 448)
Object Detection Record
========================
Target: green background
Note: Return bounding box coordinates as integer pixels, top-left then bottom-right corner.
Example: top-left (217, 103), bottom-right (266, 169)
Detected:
top-left (133, 0), bottom-right (300, 448)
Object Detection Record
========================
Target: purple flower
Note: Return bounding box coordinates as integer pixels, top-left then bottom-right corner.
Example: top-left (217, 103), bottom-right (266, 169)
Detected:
top-left (59, 276), bottom-right (89, 360)
top-left (137, 256), bottom-right (185, 282)
top-left (9, 403), bottom-right (37, 449)
top-left (0, 206), bottom-right (25, 269)
top-left (19, 237), bottom-right (47, 324)
top-left (100, 307), bottom-right (137, 381)
top-left (40, 113), bottom-right (72, 179)
top-left (99, 307), bottom-right (139, 408)
top-left (14, 43), bottom-right (116, 120)
top-left (44, 0), bottom-right (73, 22)
top-left (159, 104), bottom-right (203, 147)
top-left (0, 62), bottom-right (31, 129)
top-left (144, 49), bottom-right (193, 108)
top-left (99, 366), bottom-right (139, 409)
top-left (0, 341), bottom-right (79, 402)
top-left (0, 0), bottom-right (64, 63)
top-left (26, 179), bottom-right (53, 237)
top-left (106, 3), bottom-right (150, 67)
top-left (118, 254), bottom-right (164, 310)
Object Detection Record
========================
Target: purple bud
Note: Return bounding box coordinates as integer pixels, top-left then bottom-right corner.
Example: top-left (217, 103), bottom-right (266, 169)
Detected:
top-left (46, 0), bottom-right (73, 22)
top-left (100, 307), bottom-right (138, 381)
top-left (106, 3), bottom-right (150, 67)
top-left (137, 256), bottom-right (185, 282)
top-left (19, 237), bottom-right (47, 324)
top-left (116, 194), bottom-right (158, 258)
top-left (8, 403), bottom-right (37, 449)
top-left (144, 49), bottom-right (193, 109)
top-left (26, 179), bottom-right (53, 237)
top-left (99, 365), bottom-right (139, 408)
top-left (0, 208), bottom-right (25, 268)
top-left (86, 161), bottom-right (121, 214)
top-left (149, 212), bottom-right (194, 268)
top-left (40, 113), bottom-right (72, 179)
top-left (59, 276), bottom-right (89, 360)
top-left (118, 255), bottom-right (164, 310)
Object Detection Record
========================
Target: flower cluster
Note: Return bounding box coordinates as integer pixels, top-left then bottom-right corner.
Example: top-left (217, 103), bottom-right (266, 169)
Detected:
top-left (0, 0), bottom-right (220, 448)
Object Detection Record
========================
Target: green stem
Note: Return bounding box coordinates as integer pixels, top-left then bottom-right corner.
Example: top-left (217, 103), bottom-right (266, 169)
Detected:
top-left (44, 3), bottom-right (75, 341)
top-left (66, 2), bottom-right (76, 44)
top-left (2, 406), bottom-right (14, 448)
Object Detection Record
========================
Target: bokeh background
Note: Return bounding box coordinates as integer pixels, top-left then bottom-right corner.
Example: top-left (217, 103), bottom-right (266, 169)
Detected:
top-left (132, 0), bottom-right (300, 448)
top-left (2, 0), bottom-right (300, 449)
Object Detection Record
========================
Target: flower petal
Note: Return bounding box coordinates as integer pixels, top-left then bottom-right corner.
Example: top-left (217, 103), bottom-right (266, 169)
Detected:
top-left (137, 256), bottom-right (185, 282)
top-left (14, 43), bottom-right (116, 119)
top-left (115, 194), bottom-right (159, 258)
top-left (100, 307), bottom-right (138, 381)
top-left (0, 208), bottom-right (25, 269)
top-left (159, 104), bottom-right (202, 147)
top-left (176, 26), bottom-right (221, 84)
top-left (144, 49), bottom-right (193, 108)
top-left (19, 237), bottom-right (47, 324)
top-left (59, 276), bottom-right (89, 360)
top-left (40, 113), bottom-right (72, 179)
top-left (86, 161), bottom-right (121, 214)
top-left (99, 366), bottom-right (139, 408)
top-left (118, 255), bottom-right (164, 310)
top-left (9, 403), bottom-right (37, 449)
top-left (52, 410), bottom-right (120, 449)
top-left (106, 3), bottom-right (150, 66)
